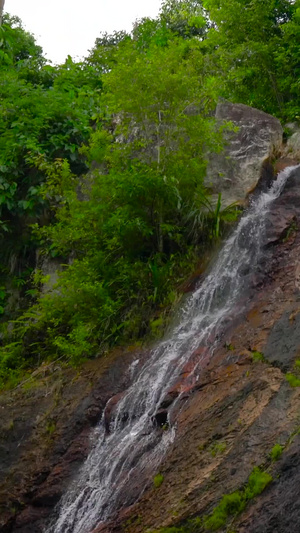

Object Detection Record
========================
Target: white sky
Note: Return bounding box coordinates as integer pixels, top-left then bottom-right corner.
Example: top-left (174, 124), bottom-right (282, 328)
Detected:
top-left (5, 0), bottom-right (163, 64)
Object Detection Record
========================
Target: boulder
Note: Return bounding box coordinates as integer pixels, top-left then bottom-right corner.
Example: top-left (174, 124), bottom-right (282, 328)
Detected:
top-left (283, 130), bottom-right (300, 161)
top-left (205, 101), bottom-right (283, 207)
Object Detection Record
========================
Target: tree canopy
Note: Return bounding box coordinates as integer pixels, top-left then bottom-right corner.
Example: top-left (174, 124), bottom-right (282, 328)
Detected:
top-left (0, 0), bottom-right (299, 386)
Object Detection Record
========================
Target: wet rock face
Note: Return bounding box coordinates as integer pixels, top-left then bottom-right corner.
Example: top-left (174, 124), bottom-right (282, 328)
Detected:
top-left (112, 167), bottom-right (300, 533)
top-left (3, 168), bottom-right (300, 533)
top-left (237, 436), bottom-right (300, 533)
top-left (0, 348), bottom-right (142, 533)
top-left (205, 101), bottom-right (283, 206)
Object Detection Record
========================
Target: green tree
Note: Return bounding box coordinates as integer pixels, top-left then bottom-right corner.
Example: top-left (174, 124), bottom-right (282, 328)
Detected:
top-left (0, 15), bottom-right (103, 330)
top-left (273, 3), bottom-right (300, 119)
top-left (0, 31), bottom-right (227, 374)
top-left (203, 0), bottom-right (298, 118)
top-left (100, 37), bottom-right (222, 252)
top-left (87, 30), bottom-right (131, 73)
top-left (160, 0), bottom-right (208, 38)
top-left (1, 6), bottom-right (253, 382)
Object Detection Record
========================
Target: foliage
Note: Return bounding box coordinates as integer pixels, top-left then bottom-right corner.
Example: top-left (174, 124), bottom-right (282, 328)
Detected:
top-left (201, 0), bottom-right (300, 120)
top-left (0, 17), bottom-right (102, 288)
top-left (88, 30), bottom-right (131, 72)
top-left (2, 0), bottom-right (300, 379)
top-left (0, 17), bottom-right (233, 376)
top-left (160, 0), bottom-right (208, 39)
top-left (0, 14), bottom-right (44, 66)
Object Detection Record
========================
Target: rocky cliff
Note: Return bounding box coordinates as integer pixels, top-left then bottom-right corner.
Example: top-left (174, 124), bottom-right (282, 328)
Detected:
top-left (1, 108), bottom-right (300, 533)
top-left (116, 166), bottom-right (300, 533)
top-left (205, 101), bottom-right (283, 206)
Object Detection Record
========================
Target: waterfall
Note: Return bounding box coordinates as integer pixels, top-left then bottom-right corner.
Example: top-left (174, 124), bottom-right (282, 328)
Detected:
top-left (46, 166), bottom-right (296, 533)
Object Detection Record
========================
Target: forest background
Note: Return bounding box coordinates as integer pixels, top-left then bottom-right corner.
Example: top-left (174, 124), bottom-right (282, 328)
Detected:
top-left (0, 0), bottom-right (299, 386)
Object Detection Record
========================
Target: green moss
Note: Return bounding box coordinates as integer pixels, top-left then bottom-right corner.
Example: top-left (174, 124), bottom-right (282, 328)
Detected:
top-left (46, 419), bottom-right (56, 436)
top-left (251, 351), bottom-right (265, 362)
top-left (286, 372), bottom-right (300, 387)
top-left (270, 443), bottom-right (284, 462)
top-left (153, 473), bottom-right (164, 488)
top-left (152, 467), bottom-right (272, 533)
top-left (204, 468), bottom-right (272, 531)
top-left (209, 441), bottom-right (227, 457)
top-left (204, 492), bottom-right (245, 531)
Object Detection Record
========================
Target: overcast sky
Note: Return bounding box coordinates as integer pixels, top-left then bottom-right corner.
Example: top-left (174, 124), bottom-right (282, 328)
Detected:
top-left (5, 0), bottom-right (163, 64)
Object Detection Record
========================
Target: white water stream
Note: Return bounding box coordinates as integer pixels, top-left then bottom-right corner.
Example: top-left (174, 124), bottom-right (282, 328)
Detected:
top-left (46, 167), bottom-right (296, 533)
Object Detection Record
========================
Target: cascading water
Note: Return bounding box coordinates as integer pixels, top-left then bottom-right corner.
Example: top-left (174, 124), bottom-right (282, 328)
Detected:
top-left (46, 167), bottom-right (296, 533)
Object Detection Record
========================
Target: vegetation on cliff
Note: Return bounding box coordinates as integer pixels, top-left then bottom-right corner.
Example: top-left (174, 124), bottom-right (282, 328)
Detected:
top-left (149, 466), bottom-right (273, 532)
top-left (0, 0), bottom-right (300, 385)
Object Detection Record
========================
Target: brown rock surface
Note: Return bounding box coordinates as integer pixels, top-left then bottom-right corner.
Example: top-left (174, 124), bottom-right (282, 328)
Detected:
top-left (0, 347), bottom-right (142, 532)
top-left (105, 166), bottom-right (300, 533)
top-left (205, 101), bottom-right (283, 207)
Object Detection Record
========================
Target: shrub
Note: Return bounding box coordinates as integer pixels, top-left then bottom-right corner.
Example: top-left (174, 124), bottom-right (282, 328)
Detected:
top-left (270, 444), bottom-right (284, 462)
top-left (204, 492), bottom-right (245, 531)
top-left (286, 373), bottom-right (300, 388)
top-left (244, 468), bottom-right (272, 500)
top-left (204, 467), bottom-right (272, 531)
top-left (251, 351), bottom-right (265, 362)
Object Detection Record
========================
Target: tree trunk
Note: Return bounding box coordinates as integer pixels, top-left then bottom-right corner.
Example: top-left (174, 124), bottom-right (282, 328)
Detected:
top-left (0, 0), bottom-right (5, 25)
